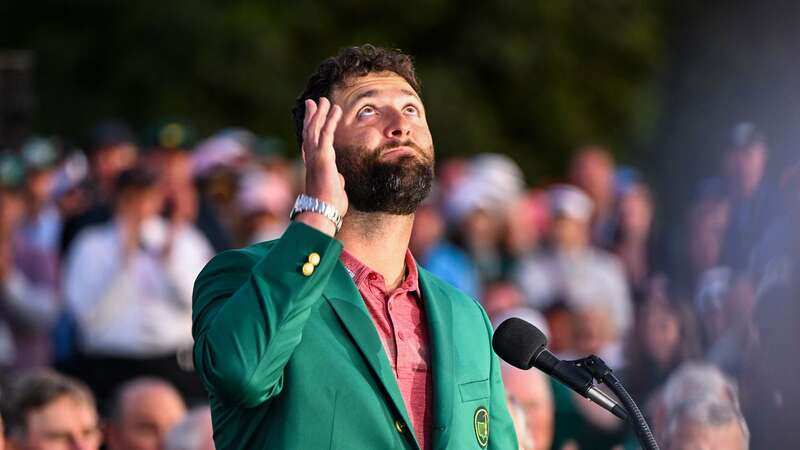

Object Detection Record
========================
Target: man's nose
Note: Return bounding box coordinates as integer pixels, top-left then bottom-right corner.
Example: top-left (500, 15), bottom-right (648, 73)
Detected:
top-left (384, 110), bottom-right (411, 139)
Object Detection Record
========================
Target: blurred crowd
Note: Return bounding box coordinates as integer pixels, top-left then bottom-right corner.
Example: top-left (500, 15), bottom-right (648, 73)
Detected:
top-left (0, 118), bottom-right (798, 450)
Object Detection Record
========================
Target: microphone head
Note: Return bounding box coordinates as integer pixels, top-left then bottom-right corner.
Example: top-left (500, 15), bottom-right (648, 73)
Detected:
top-left (492, 317), bottom-right (548, 370)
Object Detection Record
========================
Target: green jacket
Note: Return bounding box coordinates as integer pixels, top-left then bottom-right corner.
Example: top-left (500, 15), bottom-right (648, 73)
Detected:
top-left (192, 222), bottom-right (517, 449)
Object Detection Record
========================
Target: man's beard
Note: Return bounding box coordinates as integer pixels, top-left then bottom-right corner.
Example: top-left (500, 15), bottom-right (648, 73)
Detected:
top-left (335, 140), bottom-right (434, 215)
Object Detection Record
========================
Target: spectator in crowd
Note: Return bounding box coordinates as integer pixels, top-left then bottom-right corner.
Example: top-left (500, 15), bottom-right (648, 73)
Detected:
top-left (481, 282), bottom-right (526, 320)
top-left (513, 184), bottom-right (633, 360)
top-left (694, 269), bottom-right (756, 377)
top-left (145, 121), bottom-right (232, 253)
top-left (661, 398), bottom-right (749, 450)
top-left (62, 167), bottom-right (212, 404)
top-left (568, 145), bottom-right (617, 247)
top-left (60, 120), bottom-right (138, 257)
top-left (502, 189), bottom-right (550, 260)
top-left (18, 137), bottom-right (65, 258)
top-left (235, 168), bottom-right (293, 245)
top-left (501, 363), bottom-right (554, 450)
top-left (676, 181), bottom-right (730, 297)
top-left (162, 406), bottom-right (215, 450)
top-left (650, 362), bottom-right (743, 440)
top-left (446, 153), bottom-right (526, 285)
top-left (13, 137), bottom-right (65, 367)
top-left (0, 153), bottom-right (58, 373)
top-left (2, 369), bottom-right (102, 450)
top-left (410, 201), bottom-right (480, 298)
top-left (0, 155), bottom-right (23, 370)
top-left (610, 178), bottom-right (655, 300)
top-left (748, 157), bottom-right (800, 291)
top-left (719, 123), bottom-right (775, 271)
top-left (105, 377), bottom-right (187, 450)
top-left (193, 128), bottom-right (272, 248)
top-left (621, 276), bottom-right (702, 407)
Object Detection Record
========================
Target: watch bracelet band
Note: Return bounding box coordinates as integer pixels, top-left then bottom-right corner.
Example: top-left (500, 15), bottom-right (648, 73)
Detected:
top-left (289, 193), bottom-right (343, 232)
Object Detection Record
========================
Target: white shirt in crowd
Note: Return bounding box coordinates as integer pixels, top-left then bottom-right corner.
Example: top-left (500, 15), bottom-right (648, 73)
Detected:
top-left (63, 217), bottom-right (213, 357)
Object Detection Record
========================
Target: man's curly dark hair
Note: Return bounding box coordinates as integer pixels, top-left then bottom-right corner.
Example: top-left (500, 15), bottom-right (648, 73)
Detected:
top-left (291, 44), bottom-right (421, 149)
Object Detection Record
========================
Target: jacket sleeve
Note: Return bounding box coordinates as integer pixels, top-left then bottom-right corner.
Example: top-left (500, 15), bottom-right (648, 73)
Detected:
top-left (192, 222), bottom-right (343, 407)
top-left (481, 306), bottom-right (519, 450)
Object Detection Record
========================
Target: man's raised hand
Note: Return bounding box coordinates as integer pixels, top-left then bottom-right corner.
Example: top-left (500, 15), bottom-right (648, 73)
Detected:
top-left (296, 97), bottom-right (347, 236)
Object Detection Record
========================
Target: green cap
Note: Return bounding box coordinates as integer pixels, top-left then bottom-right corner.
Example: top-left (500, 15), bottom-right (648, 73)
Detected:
top-left (0, 153), bottom-right (26, 189)
top-left (145, 120), bottom-right (198, 151)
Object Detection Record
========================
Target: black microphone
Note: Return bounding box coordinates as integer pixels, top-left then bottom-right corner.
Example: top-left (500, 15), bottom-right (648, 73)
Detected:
top-left (493, 317), bottom-right (628, 421)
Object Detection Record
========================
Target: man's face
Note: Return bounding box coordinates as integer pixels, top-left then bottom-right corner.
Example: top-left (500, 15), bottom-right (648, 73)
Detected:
top-left (106, 385), bottom-right (186, 450)
top-left (570, 149), bottom-right (613, 203)
top-left (502, 366), bottom-right (554, 450)
top-left (728, 143), bottom-right (767, 197)
top-left (118, 187), bottom-right (164, 223)
top-left (94, 144), bottom-right (137, 186)
top-left (572, 306), bottom-right (616, 356)
top-left (12, 395), bottom-right (101, 450)
top-left (550, 216), bottom-right (589, 250)
top-left (330, 72), bottom-right (434, 214)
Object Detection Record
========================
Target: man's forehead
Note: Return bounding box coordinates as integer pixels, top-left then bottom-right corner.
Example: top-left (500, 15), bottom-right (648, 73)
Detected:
top-left (332, 72), bottom-right (420, 105)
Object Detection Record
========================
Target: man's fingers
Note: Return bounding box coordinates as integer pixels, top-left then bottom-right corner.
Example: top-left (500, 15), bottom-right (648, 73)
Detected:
top-left (303, 99), bottom-right (318, 151)
top-left (311, 97), bottom-right (331, 148)
top-left (318, 105), bottom-right (342, 155)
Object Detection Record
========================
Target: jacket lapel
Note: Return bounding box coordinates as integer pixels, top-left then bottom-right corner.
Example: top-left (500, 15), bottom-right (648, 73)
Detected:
top-left (323, 262), bottom-right (419, 448)
top-left (418, 268), bottom-right (455, 450)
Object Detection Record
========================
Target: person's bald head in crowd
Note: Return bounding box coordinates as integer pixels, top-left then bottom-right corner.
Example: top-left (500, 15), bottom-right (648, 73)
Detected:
top-left (501, 364), bottom-right (554, 450)
top-left (105, 378), bottom-right (186, 450)
top-left (2, 369), bottom-right (101, 450)
top-left (650, 362), bottom-right (746, 448)
top-left (662, 399), bottom-right (749, 450)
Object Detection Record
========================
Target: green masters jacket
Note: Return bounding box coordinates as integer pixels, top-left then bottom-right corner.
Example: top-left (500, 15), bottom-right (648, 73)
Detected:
top-left (192, 222), bottom-right (517, 449)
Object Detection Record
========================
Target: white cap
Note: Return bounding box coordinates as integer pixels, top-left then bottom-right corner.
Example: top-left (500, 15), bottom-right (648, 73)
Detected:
top-left (548, 184), bottom-right (594, 222)
top-left (444, 153), bottom-right (525, 223)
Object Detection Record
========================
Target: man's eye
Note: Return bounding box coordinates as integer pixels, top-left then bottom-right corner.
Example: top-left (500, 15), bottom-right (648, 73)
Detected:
top-left (357, 106), bottom-right (376, 117)
top-left (404, 105), bottom-right (419, 115)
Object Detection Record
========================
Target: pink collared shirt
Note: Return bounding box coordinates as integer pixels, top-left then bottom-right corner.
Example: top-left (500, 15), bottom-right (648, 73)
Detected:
top-left (340, 249), bottom-right (432, 449)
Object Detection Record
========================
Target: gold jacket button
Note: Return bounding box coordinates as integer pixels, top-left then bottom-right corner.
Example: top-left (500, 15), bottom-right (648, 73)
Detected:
top-left (394, 419), bottom-right (405, 433)
top-left (301, 262), bottom-right (314, 276)
top-left (308, 252), bottom-right (321, 266)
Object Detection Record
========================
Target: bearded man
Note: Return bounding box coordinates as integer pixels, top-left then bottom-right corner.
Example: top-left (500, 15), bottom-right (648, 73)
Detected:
top-left (192, 45), bottom-right (517, 450)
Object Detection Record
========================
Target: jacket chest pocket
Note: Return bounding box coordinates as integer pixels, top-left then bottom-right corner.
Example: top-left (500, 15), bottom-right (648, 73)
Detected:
top-left (459, 378), bottom-right (489, 402)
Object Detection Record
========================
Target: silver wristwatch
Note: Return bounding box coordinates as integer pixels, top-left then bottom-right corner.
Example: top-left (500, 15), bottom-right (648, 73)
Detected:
top-left (289, 193), bottom-right (343, 232)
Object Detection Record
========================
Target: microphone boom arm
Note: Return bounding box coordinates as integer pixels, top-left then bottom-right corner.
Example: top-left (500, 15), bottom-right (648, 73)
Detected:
top-left (533, 351), bottom-right (629, 421)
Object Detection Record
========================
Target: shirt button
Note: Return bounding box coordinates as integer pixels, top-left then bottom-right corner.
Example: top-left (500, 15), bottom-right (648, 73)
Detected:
top-left (398, 331), bottom-right (405, 340)
top-left (368, 273), bottom-right (378, 281)
top-left (394, 419), bottom-right (406, 433)
top-left (301, 262), bottom-right (314, 276)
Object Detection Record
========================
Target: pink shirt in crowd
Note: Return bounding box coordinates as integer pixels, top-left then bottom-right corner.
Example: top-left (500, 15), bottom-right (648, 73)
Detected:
top-left (340, 249), bottom-right (432, 449)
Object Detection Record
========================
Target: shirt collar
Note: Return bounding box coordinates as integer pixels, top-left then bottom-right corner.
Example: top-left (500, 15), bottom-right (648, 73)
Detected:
top-left (340, 248), bottom-right (421, 297)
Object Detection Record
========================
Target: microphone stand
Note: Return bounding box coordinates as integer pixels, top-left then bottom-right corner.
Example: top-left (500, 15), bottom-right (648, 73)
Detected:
top-left (579, 355), bottom-right (660, 450)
